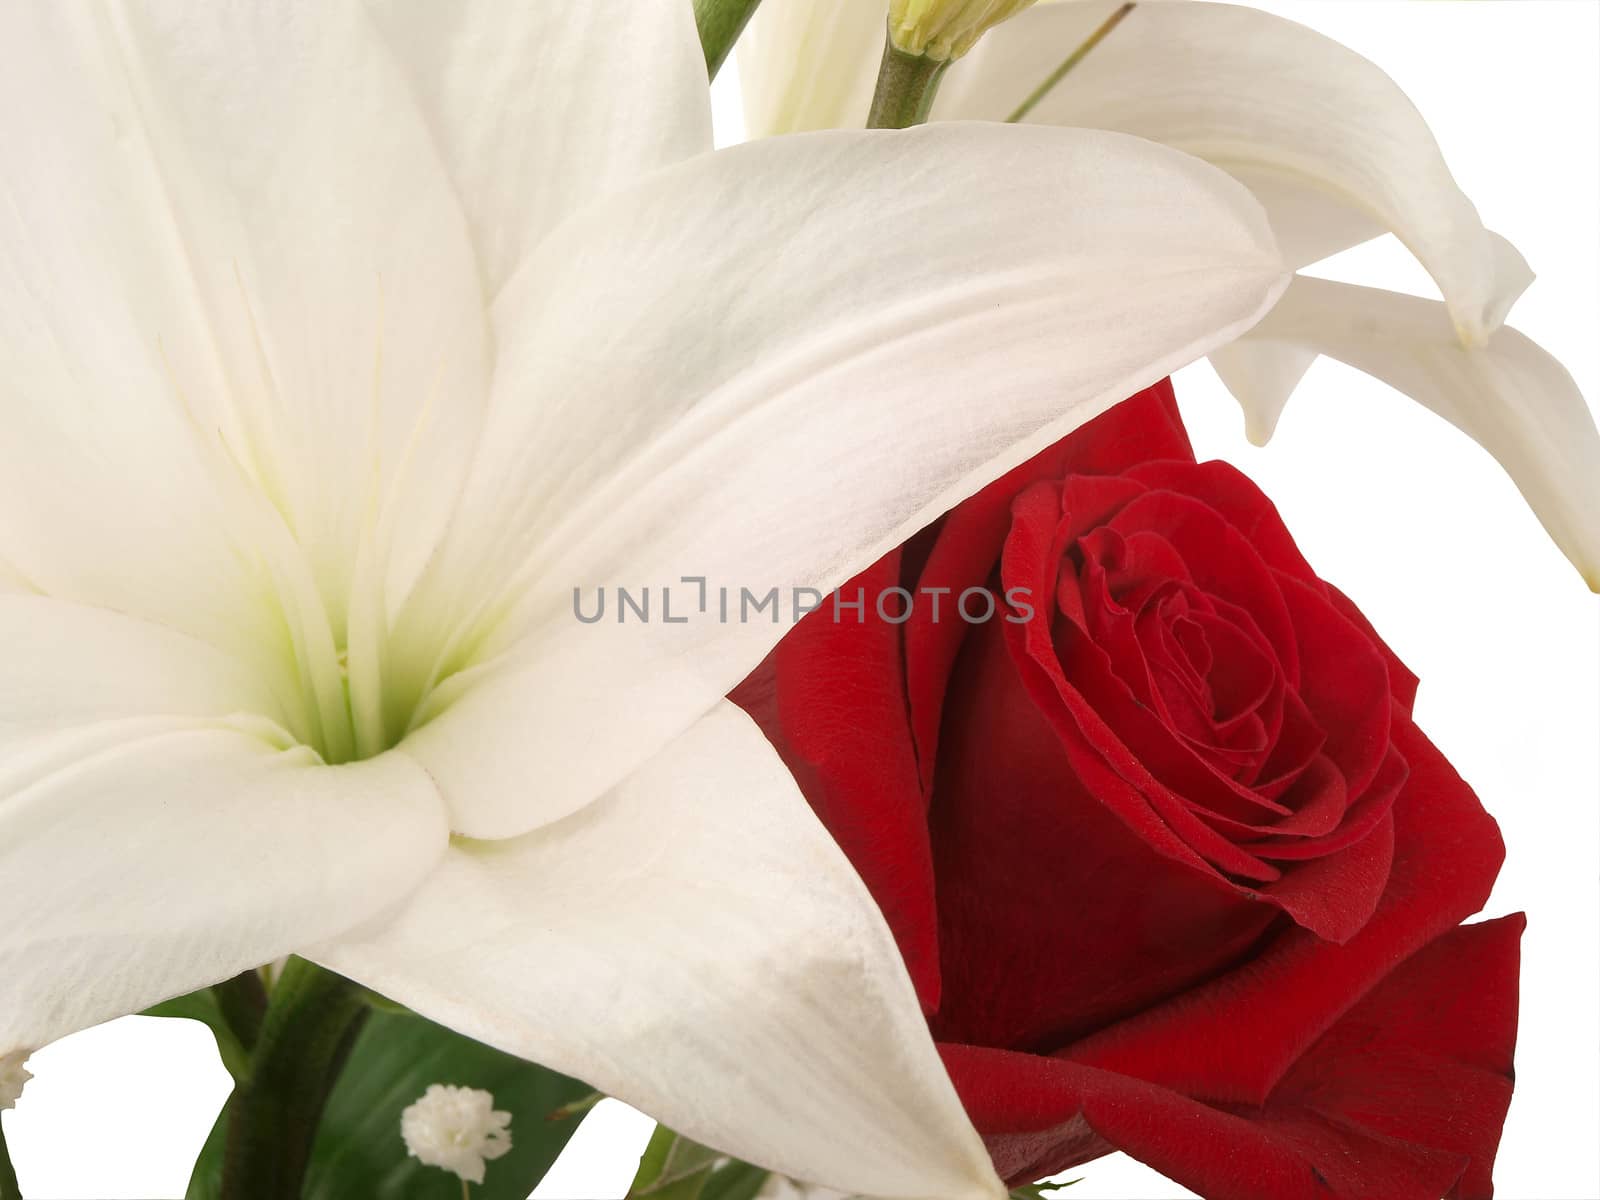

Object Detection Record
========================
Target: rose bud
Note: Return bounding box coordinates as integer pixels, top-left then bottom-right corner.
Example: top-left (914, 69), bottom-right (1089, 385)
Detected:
top-left (734, 380), bottom-right (1522, 1200)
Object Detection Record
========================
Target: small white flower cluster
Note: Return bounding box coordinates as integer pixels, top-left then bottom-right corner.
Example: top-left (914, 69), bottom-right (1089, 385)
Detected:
top-left (0, 1050), bottom-right (32, 1111)
top-left (400, 1084), bottom-right (512, 1185)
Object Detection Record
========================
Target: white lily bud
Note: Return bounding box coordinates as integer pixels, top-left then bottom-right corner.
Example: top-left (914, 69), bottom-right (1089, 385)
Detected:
top-left (400, 1084), bottom-right (513, 1185)
top-left (1, 1050), bottom-right (32, 1111)
top-left (888, 0), bottom-right (1039, 60)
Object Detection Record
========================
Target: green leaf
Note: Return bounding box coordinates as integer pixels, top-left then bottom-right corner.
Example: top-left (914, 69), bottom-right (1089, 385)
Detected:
top-left (186, 1007), bottom-right (595, 1200)
top-left (184, 1103), bottom-right (229, 1200)
top-left (627, 1126), bottom-right (770, 1200)
top-left (693, 0), bottom-right (764, 79)
top-left (1010, 1179), bottom-right (1082, 1199)
top-left (629, 1125), bottom-right (720, 1200)
top-left (698, 1161), bottom-right (771, 1200)
top-left (1, 1115), bottom-right (25, 1200)
top-left (143, 988), bottom-right (253, 1084)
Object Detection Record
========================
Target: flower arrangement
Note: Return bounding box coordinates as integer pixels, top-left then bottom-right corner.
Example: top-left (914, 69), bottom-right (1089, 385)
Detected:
top-left (0, 3), bottom-right (1593, 1199)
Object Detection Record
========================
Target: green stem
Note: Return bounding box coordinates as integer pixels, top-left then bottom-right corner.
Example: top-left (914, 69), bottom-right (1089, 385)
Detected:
top-left (867, 38), bottom-right (951, 129)
top-left (219, 959), bottom-right (369, 1200)
top-left (546, 1090), bottom-right (605, 1123)
top-left (1006, 2), bottom-right (1135, 123)
top-left (213, 970), bottom-right (269, 1054)
top-left (0, 1117), bottom-right (21, 1200)
top-left (694, 0), bottom-right (764, 81)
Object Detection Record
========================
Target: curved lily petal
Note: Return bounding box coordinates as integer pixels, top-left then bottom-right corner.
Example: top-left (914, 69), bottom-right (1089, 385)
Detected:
top-left (0, 596), bottom-right (282, 738)
top-left (0, 601), bottom-right (447, 1055)
top-left (1211, 276), bottom-right (1600, 590)
top-left (397, 123), bottom-right (1287, 839)
top-left (935, 0), bottom-right (1509, 341)
top-left (740, 0), bottom-right (1519, 342)
top-left (740, 0), bottom-right (885, 136)
top-left (315, 704), bottom-right (1003, 1200)
top-left (0, 3), bottom-right (488, 650)
top-left (362, 0), bottom-right (712, 299)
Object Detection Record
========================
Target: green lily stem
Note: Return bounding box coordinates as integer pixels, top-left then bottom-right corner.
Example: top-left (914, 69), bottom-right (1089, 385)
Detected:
top-left (0, 1117), bottom-right (21, 1200)
top-left (1005, 2), bottom-right (1136, 123)
top-left (213, 970), bottom-right (269, 1054)
top-left (219, 959), bottom-right (369, 1200)
top-left (867, 39), bottom-right (951, 130)
top-left (694, 0), bottom-right (764, 80)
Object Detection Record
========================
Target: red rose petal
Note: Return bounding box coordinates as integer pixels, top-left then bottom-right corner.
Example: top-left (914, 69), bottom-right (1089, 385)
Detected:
top-left (1127, 459), bottom-right (1322, 594)
top-left (904, 384), bottom-right (1190, 787)
top-left (930, 613), bottom-right (1276, 1051)
top-left (1326, 582), bottom-right (1422, 713)
top-left (1059, 716), bottom-right (1503, 1104)
top-left (729, 551), bottom-right (943, 1011)
top-left (1278, 573), bottom-right (1395, 798)
top-left (1107, 488), bottom-right (1301, 680)
top-left (942, 913), bottom-right (1520, 1200)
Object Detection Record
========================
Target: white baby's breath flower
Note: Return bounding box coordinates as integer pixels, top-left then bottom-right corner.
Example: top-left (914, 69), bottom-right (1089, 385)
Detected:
top-left (401, 1084), bottom-right (512, 1186)
top-left (0, 1050), bottom-right (32, 1111)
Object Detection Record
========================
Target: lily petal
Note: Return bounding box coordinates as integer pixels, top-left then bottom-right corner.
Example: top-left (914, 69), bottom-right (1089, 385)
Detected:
top-left (741, 0), bottom-right (1512, 342)
top-left (362, 0), bottom-right (713, 299)
top-left (0, 597), bottom-right (448, 1053)
top-left (0, 596), bottom-right (282, 738)
top-left (315, 704), bottom-right (1003, 1200)
top-left (0, 2), bottom-right (488, 647)
top-left (399, 123), bottom-right (1287, 838)
top-left (937, 0), bottom-right (1514, 341)
top-left (1211, 276), bottom-right (1600, 590)
top-left (740, 0), bottom-right (885, 137)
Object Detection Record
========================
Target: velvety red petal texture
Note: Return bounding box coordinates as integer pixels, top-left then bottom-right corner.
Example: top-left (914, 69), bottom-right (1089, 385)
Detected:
top-left (732, 383), bottom-right (1521, 1199)
top-left (904, 381), bottom-right (1194, 784)
top-left (729, 551), bottom-right (943, 1011)
top-left (943, 914), bottom-right (1522, 1200)
top-left (1047, 717), bottom-right (1505, 1106)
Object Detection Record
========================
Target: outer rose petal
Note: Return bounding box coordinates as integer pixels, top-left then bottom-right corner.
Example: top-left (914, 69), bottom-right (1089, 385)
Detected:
top-left (732, 552), bottom-right (944, 1014)
top-left (314, 704), bottom-right (1003, 1200)
top-left (732, 380), bottom-right (1206, 1019)
top-left (942, 914), bottom-right (1522, 1199)
top-left (1060, 716), bottom-right (1504, 1106)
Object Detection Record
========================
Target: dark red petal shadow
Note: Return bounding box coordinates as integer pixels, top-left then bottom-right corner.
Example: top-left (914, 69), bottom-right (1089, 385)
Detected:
top-left (943, 914), bottom-right (1522, 1200)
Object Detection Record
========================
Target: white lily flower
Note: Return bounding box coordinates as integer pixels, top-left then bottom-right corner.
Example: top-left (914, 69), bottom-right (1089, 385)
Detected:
top-left (0, 3), bottom-right (1284, 1195)
top-left (740, 0), bottom-right (1600, 586)
top-left (1212, 277), bottom-right (1600, 592)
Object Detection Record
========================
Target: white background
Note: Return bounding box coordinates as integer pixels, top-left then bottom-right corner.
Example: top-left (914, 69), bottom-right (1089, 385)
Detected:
top-left (5, 3), bottom-right (1596, 1198)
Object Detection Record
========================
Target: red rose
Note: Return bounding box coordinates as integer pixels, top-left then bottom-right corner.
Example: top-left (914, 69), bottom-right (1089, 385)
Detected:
top-left (733, 382), bottom-right (1521, 1200)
